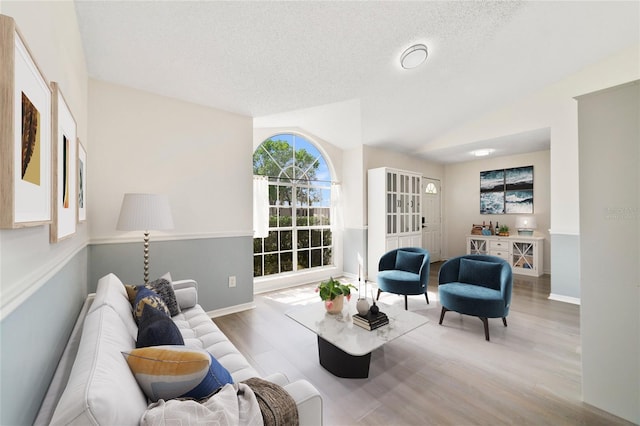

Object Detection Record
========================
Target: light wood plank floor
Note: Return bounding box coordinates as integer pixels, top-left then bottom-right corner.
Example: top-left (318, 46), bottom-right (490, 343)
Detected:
top-left (214, 263), bottom-right (633, 425)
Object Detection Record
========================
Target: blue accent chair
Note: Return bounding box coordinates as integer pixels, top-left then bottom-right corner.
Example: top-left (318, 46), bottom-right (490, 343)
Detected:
top-left (376, 247), bottom-right (430, 310)
top-left (438, 255), bottom-right (513, 341)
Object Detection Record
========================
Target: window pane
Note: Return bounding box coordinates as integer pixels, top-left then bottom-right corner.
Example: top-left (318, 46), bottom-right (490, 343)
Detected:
top-left (310, 207), bottom-right (330, 226)
top-left (279, 185), bottom-right (292, 206)
top-left (298, 230), bottom-right (309, 248)
top-left (296, 187), bottom-right (309, 207)
top-left (253, 238), bottom-right (263, 254)
top-left (311, 249), bottom-right (322, 267)
top-left (297, 208), bottom-right (310, 226)
top-left (280, 252), bottom-right (293, 272)
top-left (311, 229), bottom-right (322, 247)
top-left (322, 248), bottom-right (332, 266)
top-left (323, 229), bottom-right (332, 246)
top-left (269, 207), bottom-right (278, 227)
top-left (280, 230), bottom-right (292, 250)
top-left (253, 255), bottom-right (263, 277)
top-left (268, 185), bottom-right (278, 205)
top-left (279, 207), bottom-right (292, 227)
top-left (264, 231), bottom-right (278, 252)
top-left (298, 250), bottom-right (309, 270)
top-left (264, 253), bottom-right (279, 275)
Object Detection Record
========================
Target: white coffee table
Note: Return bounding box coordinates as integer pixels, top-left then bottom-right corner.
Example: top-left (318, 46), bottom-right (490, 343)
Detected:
top-left (286, 299), bottom-right (428, 378)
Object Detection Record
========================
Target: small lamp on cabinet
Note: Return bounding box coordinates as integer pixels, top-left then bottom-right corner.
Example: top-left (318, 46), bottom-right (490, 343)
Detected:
top-left (515, 216), bottom-right (537, 236)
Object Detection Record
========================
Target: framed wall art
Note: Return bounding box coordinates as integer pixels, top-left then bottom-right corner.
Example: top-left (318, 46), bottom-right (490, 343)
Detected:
top-left (77, 139), bottom-right (87, 222)
top-left (480, 165), bottom-right (533, 214)
top-left (50, 82), bottom-right (77, 242)
top-left (0, 15), bottom-right (52, 228)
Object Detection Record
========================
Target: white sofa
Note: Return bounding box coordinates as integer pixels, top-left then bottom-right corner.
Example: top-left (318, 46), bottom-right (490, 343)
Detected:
top-left (35, 273), bottom-right (323, 425)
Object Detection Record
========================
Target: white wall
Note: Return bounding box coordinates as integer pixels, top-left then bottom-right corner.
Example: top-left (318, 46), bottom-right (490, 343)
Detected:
top-left (443, 150), bottom-right (551, 270)
top-left (0, 3), bottom-right (90, 424)
top-left (0, 1), bottom-right (89, 316)
top-left (578, 81), bottom-right (639, 424)
top-left (90, 80), bottom-right (253, 241)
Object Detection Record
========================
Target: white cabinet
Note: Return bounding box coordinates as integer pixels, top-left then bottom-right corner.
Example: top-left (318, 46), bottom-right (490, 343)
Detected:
top-left (466, 234), bottom-right (544, 277)
top-left (368, 167), bottom-right (422, 280)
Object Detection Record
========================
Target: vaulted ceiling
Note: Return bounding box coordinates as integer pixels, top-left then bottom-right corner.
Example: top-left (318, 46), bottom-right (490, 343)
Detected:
top-left (75, 1), bottom-right (639, 162)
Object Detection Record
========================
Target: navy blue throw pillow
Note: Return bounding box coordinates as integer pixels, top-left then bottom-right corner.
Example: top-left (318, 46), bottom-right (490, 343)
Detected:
top-left (395, 250), bottom-right (424, 274)
top-left (136, 304), bottom-right (184, 348)
top-left (458, 258), bottom-right (503, 290)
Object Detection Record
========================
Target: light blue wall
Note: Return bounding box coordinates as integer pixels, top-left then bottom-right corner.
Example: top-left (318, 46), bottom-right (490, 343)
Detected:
top-left (88, 236), bottom-right (254, 312)
top-left (550, 234), bottom-right (580, 299)
top-left (0, 248), bottom-right (88, 426)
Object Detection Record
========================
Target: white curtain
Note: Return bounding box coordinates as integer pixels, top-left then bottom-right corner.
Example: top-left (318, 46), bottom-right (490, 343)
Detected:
top-left (331, 182), bottom-right (343, 231)
top-left (253, 176), bottom-right (269, 238)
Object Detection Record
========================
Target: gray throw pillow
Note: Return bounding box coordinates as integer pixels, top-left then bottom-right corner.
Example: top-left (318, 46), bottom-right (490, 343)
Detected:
top-left (145, 278), bottom-right (181, 316)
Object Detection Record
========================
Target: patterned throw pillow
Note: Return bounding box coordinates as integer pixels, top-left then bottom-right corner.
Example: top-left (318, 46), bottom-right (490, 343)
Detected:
top-left (146, 278), bottom-right (180, 316)
top-left (133, 287), bottom-right (171, 323)
top-left (124, 284), bottom-right (138, 303)
top-left (122, 346), bottom-right (234, 402)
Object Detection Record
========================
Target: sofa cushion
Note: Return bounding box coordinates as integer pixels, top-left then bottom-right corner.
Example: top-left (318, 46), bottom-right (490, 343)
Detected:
top-left (123, 346), bottom-right (233, 402)
top-left (89, 273), bottom-right (138, 340)
top-left (50, 305), bottom-right (147, 426)
top-left (438, 282), bottom-right (505, 318)
top-left (458, 258), bottom-right (503, 290)
top-left (172, 305), bottom-right (260, 382)
top-left (395, 250), bottom-right (424, 274)
top-left (134, 287), bottom-right (171, 322)
top-left (136, 304), bottom-right (185, 348)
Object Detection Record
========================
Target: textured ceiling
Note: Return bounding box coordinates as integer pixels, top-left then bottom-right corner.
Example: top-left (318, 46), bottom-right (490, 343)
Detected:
top-left (75, 1), bottom-right (639, 163)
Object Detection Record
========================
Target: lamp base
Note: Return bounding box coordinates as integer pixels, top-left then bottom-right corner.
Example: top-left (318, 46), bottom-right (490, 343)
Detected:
top-left (143, 231), bottom-right (150, 283)
top-left (517, 229), bottom-right (534, 236)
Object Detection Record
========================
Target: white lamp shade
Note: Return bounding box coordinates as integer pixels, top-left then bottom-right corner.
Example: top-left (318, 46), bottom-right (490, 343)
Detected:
top-left (515, 216), bottom-right (537, 230)
top-left (117, 193), bottom-right (174, 231)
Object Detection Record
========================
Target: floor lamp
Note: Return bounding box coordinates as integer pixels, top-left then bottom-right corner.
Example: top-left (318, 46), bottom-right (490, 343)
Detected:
top-left (117, 193), bottom-right (174, 283)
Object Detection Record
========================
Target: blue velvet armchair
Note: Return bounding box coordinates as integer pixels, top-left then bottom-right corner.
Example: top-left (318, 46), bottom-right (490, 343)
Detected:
top-left (438, 255), bottom-right (513, 341)
top-left (376, 247), bottom-right (430, 310)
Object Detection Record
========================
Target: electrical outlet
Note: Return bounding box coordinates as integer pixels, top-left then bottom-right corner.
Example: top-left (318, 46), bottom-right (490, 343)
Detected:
top-left (228, 276), bottom-right (236, 288)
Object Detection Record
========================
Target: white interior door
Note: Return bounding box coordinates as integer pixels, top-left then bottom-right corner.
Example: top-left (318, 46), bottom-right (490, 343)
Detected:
top-left (422, 177), bottom-right (442, 262)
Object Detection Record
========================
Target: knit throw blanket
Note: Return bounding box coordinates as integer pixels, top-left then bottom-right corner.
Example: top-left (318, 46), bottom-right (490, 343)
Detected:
top-left (243, 377), bottom-right (299, 426)
top-left (140, 378), bottom-right (299, 426)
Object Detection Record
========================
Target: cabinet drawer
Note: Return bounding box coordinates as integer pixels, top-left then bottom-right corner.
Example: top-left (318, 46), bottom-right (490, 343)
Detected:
top-left (490, 240), bottom-right (509, 250)
top-left (490, 250), bottom-right (509, 260)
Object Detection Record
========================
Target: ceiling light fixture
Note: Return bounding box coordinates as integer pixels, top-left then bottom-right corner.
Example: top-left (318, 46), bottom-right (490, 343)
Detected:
top-left (400, 44), bottom-right (428, 69)
top-left (471, 149), bottom-right (495, 157)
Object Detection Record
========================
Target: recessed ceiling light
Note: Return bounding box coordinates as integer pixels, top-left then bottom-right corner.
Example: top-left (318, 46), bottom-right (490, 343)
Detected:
top-left (400, 44), bottom-right (428, 69)
top-left (471, 149), bottom-right (495, 157)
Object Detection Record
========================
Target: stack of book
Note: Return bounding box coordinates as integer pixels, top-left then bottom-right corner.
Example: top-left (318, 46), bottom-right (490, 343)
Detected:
top-left (352, 311), bottom-right (389, 331)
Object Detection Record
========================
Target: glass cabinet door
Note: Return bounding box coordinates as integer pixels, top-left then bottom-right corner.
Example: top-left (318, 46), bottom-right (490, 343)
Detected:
top-left (512, 241), bottom-right (535, 270)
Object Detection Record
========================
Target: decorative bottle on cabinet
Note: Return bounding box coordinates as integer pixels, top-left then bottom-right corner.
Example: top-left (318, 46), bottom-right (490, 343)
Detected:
top-left (367, 167), bottom-right (423, 280)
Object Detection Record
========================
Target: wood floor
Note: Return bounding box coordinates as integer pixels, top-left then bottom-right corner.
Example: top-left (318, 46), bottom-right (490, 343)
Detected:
top-left (214, 263), bottom-right (633, 426)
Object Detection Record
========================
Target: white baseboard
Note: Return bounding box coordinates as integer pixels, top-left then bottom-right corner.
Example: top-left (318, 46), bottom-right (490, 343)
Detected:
top-left (207, 301), bottom-right (256, 318)
top-left (549, 293), bottom-right (581, 305)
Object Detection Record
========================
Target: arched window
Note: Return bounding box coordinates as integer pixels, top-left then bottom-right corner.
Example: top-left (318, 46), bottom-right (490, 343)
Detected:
top-left (425, 182), bottom-right (438, 194)
top-left (253, 133), bottom-right (333, 277)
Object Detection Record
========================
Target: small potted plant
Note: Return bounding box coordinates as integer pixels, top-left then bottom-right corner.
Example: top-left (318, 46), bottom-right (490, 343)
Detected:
top-left (316, 277), bottom-right (356, 314)
top-left (498, 224), bottom-right (510, 236)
